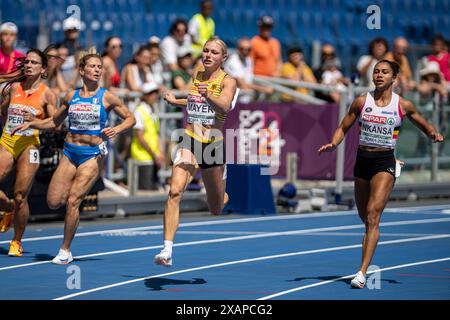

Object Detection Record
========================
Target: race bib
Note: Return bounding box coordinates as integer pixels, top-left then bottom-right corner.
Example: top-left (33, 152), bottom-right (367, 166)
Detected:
top-left (5, 104), bottom-right (36, 136)
top-left (99, 142), bottom-right (108, 156)
top-left (29, 149), bottom-right (40, 164)
top-left (69, 103), bottom-right (101, 131)
top-left (186, 95), bottom-right (215, 125)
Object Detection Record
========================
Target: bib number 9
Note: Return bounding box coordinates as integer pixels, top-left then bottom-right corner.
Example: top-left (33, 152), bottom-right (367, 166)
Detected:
top-left (29, 149), bottom-right (40, 164)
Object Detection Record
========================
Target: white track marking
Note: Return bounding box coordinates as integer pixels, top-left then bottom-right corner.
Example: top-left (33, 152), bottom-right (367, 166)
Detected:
top-left (53, 235), bottom-right (450, 300)
top-left (3, 203), bottom-right (450, 245)
top-left (258, 257), bottom-right (450, 300)
top-left (1, 217), bottom-right (450, 272)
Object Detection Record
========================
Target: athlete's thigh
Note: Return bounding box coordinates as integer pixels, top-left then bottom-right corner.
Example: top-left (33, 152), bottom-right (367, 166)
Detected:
top-left (14, 145), bottom-right (40, 195)
top-left (68, 156), bottom-right (103, 199)
top-left (171, 161), bottom-right (199, 193)
top-left (171, 147), bottom-right (199, 191)
top-left (0, 146), bottom-right (15, 183)
top-left (47, 155), bottom-right (77, 204)
top-left (368, 172), bottom-right (395, 212)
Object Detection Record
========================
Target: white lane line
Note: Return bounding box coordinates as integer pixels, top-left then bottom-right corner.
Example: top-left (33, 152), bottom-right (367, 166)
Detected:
top-left (53, 234), bottom-right (450, 300)
top-left (2, 202), bottom-right (449, 245)
top-left (2, 217), bottom-right (450, 272)
top-left (100, 230), bottom-right (267, 236)
top-left (258, 257), bottom-right (450, 300)
top-left (0, 211), bottom-right (358, 245)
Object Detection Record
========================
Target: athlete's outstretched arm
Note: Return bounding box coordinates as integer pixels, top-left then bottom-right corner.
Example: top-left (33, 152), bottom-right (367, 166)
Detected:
top-left (102, 90), bottom-right (136, 139)
top-left (401, 98), bottom-right (444, 143)
top-left (318, 95), bottom-right (366, 153)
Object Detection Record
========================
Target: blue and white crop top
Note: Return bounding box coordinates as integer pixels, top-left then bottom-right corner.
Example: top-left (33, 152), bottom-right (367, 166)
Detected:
top-left (68, 88), bottom-right (108, 136)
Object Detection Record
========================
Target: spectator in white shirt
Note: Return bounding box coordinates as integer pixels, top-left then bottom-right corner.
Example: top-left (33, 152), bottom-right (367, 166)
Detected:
top-left (160, 19), bottom-right (192, 72)
top-left (224, 37), bottom-right (273, 103)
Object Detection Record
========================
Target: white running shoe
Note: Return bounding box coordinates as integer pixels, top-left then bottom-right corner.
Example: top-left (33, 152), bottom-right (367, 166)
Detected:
top-left (52, 248), bottom-right (74, 265)
top-left (154, 249), bottom-right (172, 267)
top-left (350, 271), bottom-right (366, 289)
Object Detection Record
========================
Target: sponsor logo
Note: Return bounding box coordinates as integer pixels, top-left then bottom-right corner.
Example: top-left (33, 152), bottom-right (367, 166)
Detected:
top-left (365, 107), bottom-right (373, 113)
top-left (387, 118), bottom-right (395, 125)
top-left (362, 114), bottom-right (387, 124)
top-left (381, 110), bottom-right (394, 115)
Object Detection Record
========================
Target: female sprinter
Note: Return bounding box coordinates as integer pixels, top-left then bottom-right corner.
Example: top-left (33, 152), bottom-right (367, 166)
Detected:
top-left (318, 60), bottom-right (444, 288)
top-left (13, 48), bottom-right (135, 264)
top-left (0, 49), bottom-right (57, 257)
top-left (154, 37), bottom-right (237, 267)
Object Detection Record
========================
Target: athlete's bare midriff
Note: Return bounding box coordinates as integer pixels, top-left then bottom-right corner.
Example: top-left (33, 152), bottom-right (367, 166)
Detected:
top-left (65, 132), bottom-right (103, 146)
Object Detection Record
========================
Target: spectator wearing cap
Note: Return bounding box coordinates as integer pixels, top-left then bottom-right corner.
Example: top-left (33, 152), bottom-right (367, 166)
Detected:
top-left (131, 82), bottom-right (164, 190)
top-left (188, 0), bottom-right (215, 58)
top-left (224, 37), bottom-right (273, 103)
top-left (384, 37), bottom-right (416, 92)
top-left (251, 15), bottom-right (282, 77)
top-left (0, 22), bottom-right (25, 74)
top-left (280, 46), bottom-right (317, 103)
top-left (171, 48), bottom-right (193, 92)
top-left (417, 61), bottom-right (448, 102)
top-left (58, 17), bottom-right (83, 85)
top-left (426, 34), bottom-right (450, 83)
top-left (161, 19), bottom-right (192, 72)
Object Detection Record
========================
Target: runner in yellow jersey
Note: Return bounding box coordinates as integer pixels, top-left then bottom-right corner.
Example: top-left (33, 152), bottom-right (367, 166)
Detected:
top-left (154, 37), bottom-right (237, 267)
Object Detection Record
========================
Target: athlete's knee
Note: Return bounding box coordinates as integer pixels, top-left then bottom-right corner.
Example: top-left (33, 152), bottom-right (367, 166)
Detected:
top-left (13, 191), bottom-right (27, 207)
top-left (168, 186), bottom-right (184, 202)
top-left (365, 207), bottom-right (382, 229)
top-left (47, 197), bottom-right (63, 210)
top-left (67, 194), bottom-right (83, 211)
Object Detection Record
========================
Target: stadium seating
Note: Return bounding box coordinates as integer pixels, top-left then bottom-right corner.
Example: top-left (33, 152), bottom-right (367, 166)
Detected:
top-left (1, 0), bottom-right (447, 76)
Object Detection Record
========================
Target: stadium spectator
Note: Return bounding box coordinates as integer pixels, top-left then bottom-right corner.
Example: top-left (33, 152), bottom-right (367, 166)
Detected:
top-left (251, 16), bottom-right (282, 77)
top-left (147, 42), bottom-right (165, 88)
top-left (122, 45), bottom-right (154, 93)
top-left (384, 37), bottom-right (415, 93)
top-left (43, 44), bottom-right (68, 95)
top-left (171, 48), bottom-right (193, 92)
top-left (58, 17), bottom-right (83, 85)
top-left (160, 19), bottom-right (192, 72)
top-left (426, 34), bottom-right (450, 83)
top-left (314, 43), bottom-right (341, 80)
top-left (101, 36), bottom-right (123, 91)
top-left (224, 37), bottom-right (273, 103)
top-left (357, 37), bottom-right (388, 88)
top-left (189, 0), bottom-right (215, 58)
top-left (417, 61), bottom-right (448, 102)
top-left (131, 82), bottom-right (164, 190)
top-left (319, 58), bottom-right (349, 104)
top-left (0, 22), bottom-right (25, 74)
top-left (280, 46), bottom-right (317, 103)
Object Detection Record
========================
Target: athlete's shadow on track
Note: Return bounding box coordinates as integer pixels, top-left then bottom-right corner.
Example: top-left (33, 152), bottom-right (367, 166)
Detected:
top-left (288, 276), bottom-right (401, 286)
top-left (144, 278), bottom-right (207, 291)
